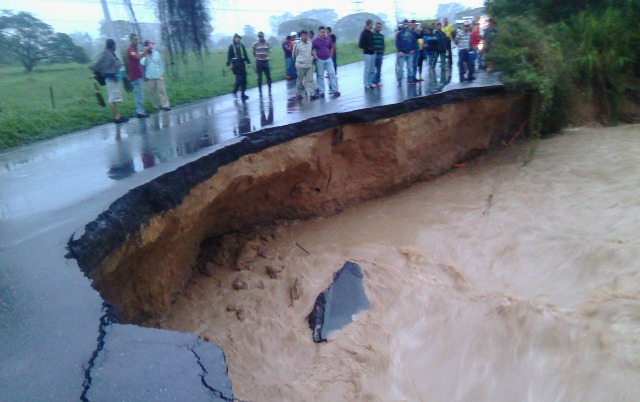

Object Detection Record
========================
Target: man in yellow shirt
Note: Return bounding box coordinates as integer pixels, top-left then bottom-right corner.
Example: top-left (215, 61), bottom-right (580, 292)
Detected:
top-left (442, 18), bottom-right (455, 66)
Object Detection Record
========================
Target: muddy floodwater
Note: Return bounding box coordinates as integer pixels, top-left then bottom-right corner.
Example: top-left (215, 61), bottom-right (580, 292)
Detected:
top-left (164, 125), bottom-right (640, 401)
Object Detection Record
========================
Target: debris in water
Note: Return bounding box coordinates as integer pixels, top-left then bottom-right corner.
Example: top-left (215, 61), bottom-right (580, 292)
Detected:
top-left (483, 194), bottom-right (494, 216)
top-left (295, 242), bottom-right (311, 255)
top-left (307, 261), bottom-right (370, 343)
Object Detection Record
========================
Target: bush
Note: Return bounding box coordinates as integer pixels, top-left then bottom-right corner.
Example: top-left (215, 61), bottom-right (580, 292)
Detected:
top-left (561, 8), bottom-right (637, 121)
top-left (486, 16), bottom-right (572, 137)
top-left (487, 2), bottom-right (640, 129)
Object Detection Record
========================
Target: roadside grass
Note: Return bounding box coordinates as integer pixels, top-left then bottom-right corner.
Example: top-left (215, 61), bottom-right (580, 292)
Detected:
top-left (0, 40), bottom-right (395, 150)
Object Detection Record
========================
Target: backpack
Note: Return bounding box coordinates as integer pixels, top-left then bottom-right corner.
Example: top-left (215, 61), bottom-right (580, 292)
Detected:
top-left (93, 72), bottom-right (106, 86)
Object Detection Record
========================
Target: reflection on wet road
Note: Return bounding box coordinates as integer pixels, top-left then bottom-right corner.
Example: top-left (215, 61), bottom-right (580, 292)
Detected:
top-left (0, 54), bottom-right (489, 220)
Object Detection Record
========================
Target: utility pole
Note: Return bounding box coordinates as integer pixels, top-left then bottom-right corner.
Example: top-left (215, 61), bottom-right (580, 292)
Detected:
top-left (394, 0), bottom-right (401, 26)
top-left (100, 0), bottom-right (116, 40)
top-left (123, 0), bottom-right (142, 39)
top-left (352, 0), bottom-right (363, 13)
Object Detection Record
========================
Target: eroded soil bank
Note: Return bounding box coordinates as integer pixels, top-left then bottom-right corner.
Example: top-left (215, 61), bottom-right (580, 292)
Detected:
top-left (165, 125), bottom-right (640, 401)
top-left (69, 90), bottom-right (528, 324)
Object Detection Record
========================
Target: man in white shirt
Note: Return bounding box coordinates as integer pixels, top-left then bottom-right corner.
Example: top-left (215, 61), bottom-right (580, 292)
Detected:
top-left (293, 30), bottom-right (317, 101)
top-left (140, 40), bottom-right (171, 111)
top-left (454, 22), bottom-right (475, 81)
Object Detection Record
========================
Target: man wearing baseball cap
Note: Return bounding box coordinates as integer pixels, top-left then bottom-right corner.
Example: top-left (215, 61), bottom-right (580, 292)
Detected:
top-left (252, 31), bottom-right (272, 95)
top-left (227, 33), bottom-right (252, 100)
top-left (454, 21), bottom-right (475, 81)
top-left (140, 40), bottom-right (171, 111)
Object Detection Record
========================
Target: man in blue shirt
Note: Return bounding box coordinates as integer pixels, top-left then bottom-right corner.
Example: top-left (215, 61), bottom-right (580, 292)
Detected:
top-left (431, 23), bottom-right (448, 71)
top-left (395, 19), bottom-right (418, 84)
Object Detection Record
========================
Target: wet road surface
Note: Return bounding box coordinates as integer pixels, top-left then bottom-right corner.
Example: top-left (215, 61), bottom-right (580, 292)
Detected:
top-left (0, 54), bottom-right (497, 400)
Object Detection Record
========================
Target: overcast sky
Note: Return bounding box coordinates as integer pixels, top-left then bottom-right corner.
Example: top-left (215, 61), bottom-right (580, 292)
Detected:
top-left (0, 0), bottom-right (485, 37)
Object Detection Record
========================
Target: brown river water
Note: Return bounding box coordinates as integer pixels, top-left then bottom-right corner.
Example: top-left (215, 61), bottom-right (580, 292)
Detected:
top-left (164, 125), bottom-right (640, 401)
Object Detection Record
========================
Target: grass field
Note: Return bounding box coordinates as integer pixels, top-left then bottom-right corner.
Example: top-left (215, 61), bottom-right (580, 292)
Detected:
top-left (0, 40), bottom-right (395, 150)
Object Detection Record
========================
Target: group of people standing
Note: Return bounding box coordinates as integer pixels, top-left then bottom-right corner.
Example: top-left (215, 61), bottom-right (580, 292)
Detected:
top-left (227, 26), bottom-right (341, 102)
top-left (292, 26), bottom-right (341, 100)
top-left (224, 30), bottom-right (284, 100)
top-left (358, 19), bottom-right (386, 89)
top-left (282, 27), bottom-right (337, 81)
top-left (393, 17), bottom-right (495, 85)
top-left (91, 33), bottom-right (171, 124)
top-left (92, 16), bottom-right (498, 124)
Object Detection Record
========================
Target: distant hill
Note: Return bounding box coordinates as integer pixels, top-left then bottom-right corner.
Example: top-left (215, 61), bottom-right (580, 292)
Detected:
top-left (436, 3), bottom-right (486, 23)
top-left (436, 3), bottom-right (466, 22)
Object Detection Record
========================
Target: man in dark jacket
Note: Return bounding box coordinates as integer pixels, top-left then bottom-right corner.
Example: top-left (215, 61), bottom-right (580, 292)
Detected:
top-left (371, 22), bottom-right (385, 87)
top-left (359, 19), bottom-right (375, 89)
top-left (410, 20), bottom-right (423, 82)
top-left (395, 19), bottom-right (418, 84)
top-left (327, 27), bottom-right (337, 73)
top-left (431, 23), bottom-right (448, 70)
top-left (227, 33), bottom-right (252, 101)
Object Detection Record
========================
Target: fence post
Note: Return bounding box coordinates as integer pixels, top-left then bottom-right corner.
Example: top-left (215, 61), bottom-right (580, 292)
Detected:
top-left (49, 86), bottom-right (56, 109)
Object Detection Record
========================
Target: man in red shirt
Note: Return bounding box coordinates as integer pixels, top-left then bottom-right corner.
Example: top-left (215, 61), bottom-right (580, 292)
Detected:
top-left (127, 33), bottom-right (150, 118)
top-left (470, 22), bottom-right (481, 72)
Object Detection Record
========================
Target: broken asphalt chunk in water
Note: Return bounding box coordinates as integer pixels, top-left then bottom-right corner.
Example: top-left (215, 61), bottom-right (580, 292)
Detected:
top-left (308, 261), bottom-right (370, 343)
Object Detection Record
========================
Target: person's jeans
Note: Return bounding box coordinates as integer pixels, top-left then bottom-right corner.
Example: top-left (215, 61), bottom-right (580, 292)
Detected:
top-left (426, 51), bottom-right (435, 69)
top-left (296, 67), bottom-right (314, 96)
top-left (412, 50), bottom-right (420, 80)
top-left (431, 51), bottom-right (446, 69)
top-left (232, 66), bottom-right (247, 94)
top-left (255, 60), bottom-right (272, 90)
top-left (316, 58), bottom-right (338, 94)
top-left (373, 53), bottom-right (383, 84)
top-left (132, 78), bottom-right (145, 114)
top-left (363, 54), bottom-right (375, 86)
top-left (458, 49), bottom-right (475, 79)
top-left (469, 48), bottom-right (478, 69)
top-left (396, 52), bottom-right (414, 82)
top-left (285, 57), bottom-right (297, 79)
top-left (146, 78), bottom-right (170, 109)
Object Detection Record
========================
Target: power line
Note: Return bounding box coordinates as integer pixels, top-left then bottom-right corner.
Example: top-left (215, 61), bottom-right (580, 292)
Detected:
top-left (10, 0), bottom-right (356, 14)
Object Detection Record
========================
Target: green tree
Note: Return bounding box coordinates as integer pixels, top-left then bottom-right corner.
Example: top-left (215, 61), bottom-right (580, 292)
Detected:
top-left (297, 9), bottom-right (338, 26)
top-left (0, 11), bottom-right (54, 72)
top-left (69, 32), bottom-right (98, 58)
top-left (562, 8), bottom-right (635, 119)
top-left (277, 18), bottom-right (323, 37)
top-left (243, 25), bottom-right (256, 39)
top-left (488, 0), bottom-right (640, 125)
top-left (48, 33), bottom-right (89, 64)
top-left (156, 0), bottom-right (212, 64)
top-left (335, 13), bottom-right (391, 42)
top-left (270, 12), bottom-right (293, 36)
top-left (488, 0), bottom-right (622, 23)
